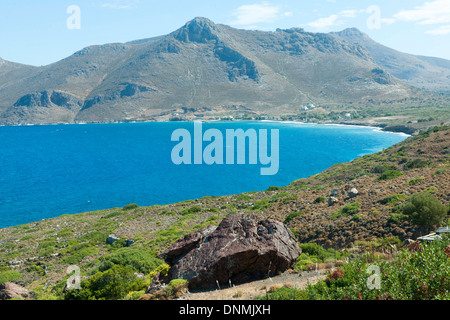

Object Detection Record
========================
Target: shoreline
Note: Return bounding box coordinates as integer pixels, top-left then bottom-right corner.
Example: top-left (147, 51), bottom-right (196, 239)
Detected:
top-left (0, 118), bottom-right (416, 135)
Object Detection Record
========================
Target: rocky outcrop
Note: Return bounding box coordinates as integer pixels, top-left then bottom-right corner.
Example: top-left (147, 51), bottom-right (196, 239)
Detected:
top-left (162, 213), bottom-right (301, 290)
top-left (172, 17), bottom-right (220, 44)
top-left (0, 282), bottom-right (35, 300)
top-left (0, 90), bottom-right (83, 125)
top-left (106, 234), bottom-right (134, 247)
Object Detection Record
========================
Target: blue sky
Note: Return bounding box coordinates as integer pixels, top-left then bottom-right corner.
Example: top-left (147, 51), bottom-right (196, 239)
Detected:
top-left (1, 0), bottom-right (450, 66)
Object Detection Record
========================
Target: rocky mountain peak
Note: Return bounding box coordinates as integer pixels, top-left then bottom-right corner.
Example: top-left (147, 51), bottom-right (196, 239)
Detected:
top-left (172, 16), bottom-right (220, 43)
top-left (332, 28), bottom-right (370, 41)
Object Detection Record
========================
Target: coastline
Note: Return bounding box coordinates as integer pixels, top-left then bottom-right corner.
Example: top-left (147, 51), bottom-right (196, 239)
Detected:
top-left (0, 118), bottom-right (417, 136)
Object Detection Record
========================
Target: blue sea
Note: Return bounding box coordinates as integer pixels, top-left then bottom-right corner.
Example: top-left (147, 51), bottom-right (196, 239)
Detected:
top-left (0, 121), bottom-right (408, 228)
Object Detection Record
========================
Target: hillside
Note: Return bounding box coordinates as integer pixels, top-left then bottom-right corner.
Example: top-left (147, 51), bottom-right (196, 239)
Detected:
top-left (0, 125), bottom-right (448, 300)
top-left (1, 17), bottom-right (449, 125)
top-left (332, 28), bottom-right (450, 93)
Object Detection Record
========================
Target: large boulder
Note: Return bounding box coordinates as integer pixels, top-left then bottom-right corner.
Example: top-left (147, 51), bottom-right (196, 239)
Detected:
top-left (163, 213), bottom-right (301, 290)
top-left (0, 282), bottom-right (35, 300)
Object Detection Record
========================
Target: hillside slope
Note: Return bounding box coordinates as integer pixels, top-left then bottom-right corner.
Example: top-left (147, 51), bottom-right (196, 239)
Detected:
top-left (0, 126), bottom-right (448, 300)
top-left (332, 28), bottom-right (450, 93)
top-left (1, 17), bottom-right (442, 125)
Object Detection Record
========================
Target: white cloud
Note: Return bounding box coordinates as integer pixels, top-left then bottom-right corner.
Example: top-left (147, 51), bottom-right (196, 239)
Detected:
top-left (394, 0), bottom-right (450, 25)
top-left (230, 2), bottom-right (291, 26)
top-left (307, 14), bottom-right (340, 29)
top-left (307, 10), bottom-right (359, 29)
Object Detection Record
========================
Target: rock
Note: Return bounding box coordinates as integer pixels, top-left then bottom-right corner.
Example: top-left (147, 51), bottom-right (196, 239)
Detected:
top-left (106, 234), bottom-right (134, 247)
top-left (163, 213), bottom-right (301, 290)
top-left (134, 273), bottom-right (146, 280)
top-left (0, 282), bottom-right (35, 300)
top-left (330, 189), bottom-right (339, 197)
top-left (145, 272), bottom-right (165, 295)
top-left (7, 260), bottom-right (22, 266)
top-left (106, 234), bottom-right (120, 245)
top-left (328, 197), bottom-right (339, 206)
top-left (348, 188), bottom-right (359, 198)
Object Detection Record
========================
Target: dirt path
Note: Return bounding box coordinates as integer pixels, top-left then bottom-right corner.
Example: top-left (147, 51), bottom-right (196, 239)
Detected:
top-left (178, 271), bottom-right (326, 300)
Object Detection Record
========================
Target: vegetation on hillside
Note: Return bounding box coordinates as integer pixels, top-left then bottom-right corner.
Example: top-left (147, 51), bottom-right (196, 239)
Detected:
top-left (0, 126), bottom-right (449, 300)
top-left (260, 235), bottom-right (450, 300)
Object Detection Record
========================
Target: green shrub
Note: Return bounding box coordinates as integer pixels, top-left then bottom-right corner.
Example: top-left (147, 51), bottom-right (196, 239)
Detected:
top-left (236, 194), bottom-right (252, 201)
top-left (160, 210), bottom-right (176, 215)
top-left (407, 177), bottom-right (425, 185)
top-left (65, 265), bottom-right (146, 300)
top-left (61, 243), bottom-right (98, 264)
top-left (168, 279), bottom-right (187, 288)
top-left (402, 192), bottom-right (447, 232)
top-left (380, 194), bottom-right (407, 206)
top-left (123, 203), bottom-right (139, 210)
top-left (271, 192), bottom-right (290, 200)
top-left (38, 241), bottom-right (57, 249)
top-left (179, 206), bottom-right (202, 215)
top-left (0, 271), bottom-right (22, 284)
top-left (372, 165), bottom-right (388, 174)
top-left (296, 237), bottom-right (450, 300)
top-left (404, 158), bottom-right (429, 170)
top-left (99, 248), bottom-right (164, 274)
top-left (104, 211), bottom-right (126, 219)
top-left (313, 196), bottom-right (327, 204)
top-left (433, 169), bottom-right (447, 175)
top-left (299, 243), bottom-right (325, 257)
top-left (267, 186), bottom-right (281, 191)
top-left (252, 199), bottom-right (271, 211)
top-left (294, 253), bottom-right (320, 271)
top-left (79, 232), bottom-right (108, 245)
top-left (294, 243), bottom-right (346, 272)
top-left (351, 214), bottom-right (364, 221)
top-left (148, 264), bottom-right (170, 280)
top-left (332, 202), bottom-right (360, 219)
top-left (257, 286), bottom-right (307, 300)
top-left (26, 264), bottom-right (45, 276)
top-left (39, 247), bottom-right (57, 257)
top-left (376, 236), bottom-right (403, 250)
top-left (57, 229), bottom-right (73, 238)
top-left (284, 212), bottom-right (303, 224)
top-left (388, 214), bottom-right (408, 224)
top-left (377, 170), bottom-right (404, 181)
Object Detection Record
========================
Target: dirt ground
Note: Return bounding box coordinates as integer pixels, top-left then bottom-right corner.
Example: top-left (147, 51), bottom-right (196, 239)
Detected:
top-left (178, 270), bottom-right (326, 300)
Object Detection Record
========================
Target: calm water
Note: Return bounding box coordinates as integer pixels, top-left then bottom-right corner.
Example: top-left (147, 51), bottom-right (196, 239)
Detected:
top-left (0, 121), bottom-right (407, 228)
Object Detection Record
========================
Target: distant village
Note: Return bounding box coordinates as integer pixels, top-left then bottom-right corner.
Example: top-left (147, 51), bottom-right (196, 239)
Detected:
top-left (167, 103), bottom-right (357, 124)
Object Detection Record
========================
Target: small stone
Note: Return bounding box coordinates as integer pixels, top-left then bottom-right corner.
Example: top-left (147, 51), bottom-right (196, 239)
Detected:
top-left (328, 197), bottom-right (339, 206)
top-left (348, 188), bottom-right (359, 198)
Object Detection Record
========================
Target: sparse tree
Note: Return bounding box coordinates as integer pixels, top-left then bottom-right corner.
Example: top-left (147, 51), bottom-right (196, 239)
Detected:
top-left (402, 192), bottom-right (447, 233)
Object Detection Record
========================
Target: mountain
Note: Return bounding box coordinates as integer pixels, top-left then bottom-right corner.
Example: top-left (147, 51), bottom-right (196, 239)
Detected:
top-left (0, 17), bottom-right (448, 125)
top-left (332, 28), bottom-right (450, 93)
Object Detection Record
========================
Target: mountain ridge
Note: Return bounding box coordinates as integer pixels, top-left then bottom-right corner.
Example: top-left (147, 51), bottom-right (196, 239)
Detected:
top-left (332, 27), bottom-right (450, 92)
top-left (0, 17), bottom-right (448, 125)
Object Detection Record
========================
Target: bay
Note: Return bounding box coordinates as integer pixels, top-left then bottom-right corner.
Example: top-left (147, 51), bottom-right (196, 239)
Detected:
top-left (0, 121), bottom-right (407, 228)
